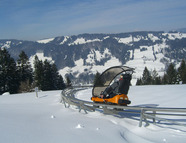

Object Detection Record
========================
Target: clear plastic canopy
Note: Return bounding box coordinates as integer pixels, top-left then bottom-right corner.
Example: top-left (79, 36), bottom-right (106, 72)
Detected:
top-left (92, 66), bottom-right (134, 97)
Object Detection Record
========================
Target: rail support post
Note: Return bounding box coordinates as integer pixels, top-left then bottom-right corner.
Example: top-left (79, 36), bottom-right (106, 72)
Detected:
top-left (152, 111), bottom-right (156, 124)
top-left (139, 109), bottom-right (149, 127)
top-left (79, 102), bottom-right (88, 114)
top-left (139, 109), bottom-right (144, 127)
top-left (62, 97), bottom-right (67, 108)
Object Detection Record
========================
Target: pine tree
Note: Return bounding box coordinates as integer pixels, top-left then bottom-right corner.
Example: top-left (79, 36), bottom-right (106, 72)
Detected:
top-left (151, 69), bottom-right (158, 84)
top-left (136, 77), bottom-right (142, 85)
top-left (17, 51), bottom-right (33, 92)
top-left (34, 56), bottom-right (44, 90)
top-left (151, 69), bottom-right (161, 85)
top-left (0, 49), bottom-right (19, 94)
top-left (65, 76), bottom-right (72, 87)
top-left (162, 73), bottom-right (168, 84)
top-left (51, 64), bottom-right (65, 90)
top-left (178, 59), bottom-right (186, 84)
top-left (93, 72), bottom-right (104, 86)
top-left (56, 75), bottom-right (66, 90)
top-left (42, 60), bottom-right (53, 90)
top-left (154, 76), bottom-right (162, 85)
top-left (142, 67), bottom-right (152, 85)
top-left (33, 57), bottom-right (66, 91)
top-left (166, 63), bottom-right (177, 84)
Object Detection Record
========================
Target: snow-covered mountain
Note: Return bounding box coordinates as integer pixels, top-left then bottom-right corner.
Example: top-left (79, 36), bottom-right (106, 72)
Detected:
top-left (1, 31), bottom-right (186, 84)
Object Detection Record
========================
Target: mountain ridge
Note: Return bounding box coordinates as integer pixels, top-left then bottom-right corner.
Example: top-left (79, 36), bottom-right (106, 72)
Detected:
top-left (1, 31), bottom-right (186, 84)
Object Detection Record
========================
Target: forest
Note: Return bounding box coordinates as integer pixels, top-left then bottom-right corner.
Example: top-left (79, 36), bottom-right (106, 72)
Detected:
top-left (0, 49), bottom-right (66, 94)
top-left (136, 60), bottom-right (186, 85)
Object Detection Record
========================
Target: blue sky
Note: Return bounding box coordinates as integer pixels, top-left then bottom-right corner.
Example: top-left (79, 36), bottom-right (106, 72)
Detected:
top-left (1, 0), bottom-right (186, 41)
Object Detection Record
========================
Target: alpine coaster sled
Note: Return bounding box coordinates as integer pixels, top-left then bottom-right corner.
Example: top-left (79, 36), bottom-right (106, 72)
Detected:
top-left (91, 66), bottom-right (134, 106)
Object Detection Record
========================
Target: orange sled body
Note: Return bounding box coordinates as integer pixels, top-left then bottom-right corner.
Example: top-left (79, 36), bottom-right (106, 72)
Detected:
top-left (91, 94), bottom-right (131, 106)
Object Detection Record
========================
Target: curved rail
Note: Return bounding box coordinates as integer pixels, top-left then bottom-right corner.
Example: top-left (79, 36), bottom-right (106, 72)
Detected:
top-left (60, 87), bottom-right (186, 127)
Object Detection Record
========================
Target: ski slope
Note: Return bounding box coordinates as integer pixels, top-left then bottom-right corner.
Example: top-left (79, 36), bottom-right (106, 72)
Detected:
top-left (0, 85), bottom-right (186, 143)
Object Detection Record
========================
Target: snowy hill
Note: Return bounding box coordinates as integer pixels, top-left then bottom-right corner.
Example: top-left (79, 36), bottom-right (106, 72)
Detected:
top-left (0, 85), bottom-right (186, 143)
top-left (1, 31), bottom-right (186, 84)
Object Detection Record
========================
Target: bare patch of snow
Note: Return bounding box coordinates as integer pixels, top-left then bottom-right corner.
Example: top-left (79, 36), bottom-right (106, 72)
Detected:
top-left (2, 92), bottom-right (10, 95)
top-left (116, 36), bottom-right (133, 44)
top-left (148, 34), bottom-right (159, 42)
top-left (1, 41), bottom-right (11, 49)
top-left (37, 38), bottom-right (54, 44)
top-left (60, 36), bottom-right (69, 45)
top-left (69, 38), bottom-right (101, 45)
top-left (29, 52), bottom-right (54, 68)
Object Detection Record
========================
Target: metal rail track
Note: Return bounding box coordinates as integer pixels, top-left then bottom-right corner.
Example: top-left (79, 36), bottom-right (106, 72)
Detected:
top-left (60, 87), bottom-right (186, 127)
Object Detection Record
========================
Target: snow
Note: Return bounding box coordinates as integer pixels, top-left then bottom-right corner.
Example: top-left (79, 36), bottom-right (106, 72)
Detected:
top-left (103, 36), bottom-right (110, 39)
top-left (125, 42), bottom-right (169, 84)
top-left (37, 38), bottom-right (54, 44)
top-left (163, 33), bottom-right (186, 40)
top-left (2, 92), bottom-right (10, 95)
top-left (116, 35), bottom-right (149, 44)
top-left (104, 56), bottom-right (122, 66)
top-left (29, 52), bottom-right (54, 68)
top-left (86, 48), bottom-right (111, 64)
top-left (148, 34), bottom-right (159, 42)
top-left (68, 37), bottom-right (101, 45)
top-left (59, 48), bottom-right (122, 78)
top-left (85, 49), bottom-right (96, 64)
top-left (0, 85), bottom-right (186, 143)
top-left (1, 41), bottom-right (11, 49)
top-left (133, 35), bottom-right (142, 42)
top-left (57, 32), bottom-right (186, 83)
top-left (60, 36), bottom-right (69, 45)
top-left (116, 36), bottom-right (133, 44)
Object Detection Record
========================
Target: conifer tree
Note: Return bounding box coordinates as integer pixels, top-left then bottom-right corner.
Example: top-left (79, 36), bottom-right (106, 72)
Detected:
top-left (65, 75), bottom-right (72, 87)
top-left (42, 60), bottom-right (53, 90)
top-left (93, 72), bottom-right (104, 86)
top-left (17, 51), bottom-right (33, 92)
top-left (154, 76), bottom-right (162, 85)
top-left (142, 67), bottom-right (152, 85)
top-left (178, 59), bottom-right (186, 84)
top-left (136, 77), bottom-right (142, 85)
top-left (166, 63), bottom-right (177, 84)
top-left (51, 64), bottom-right (65, 90)
top-left (56, 75), bottom-right (66, 90)
top-left (34, 57), bottom-right (65, 91)
top-left (151, 69), bottom-right (161, 85)
top-left (162, 73), bottom-right (168, 84)
top-left (34, 56), bottom-right (44, 90)
top-left (0, 48), bottom-right (19, 94)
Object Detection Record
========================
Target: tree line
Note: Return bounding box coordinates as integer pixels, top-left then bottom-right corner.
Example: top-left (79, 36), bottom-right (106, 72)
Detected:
top-left (0, 48), bottom-right (66, 95)
top-left (136, 59), bottom-right (186, 85)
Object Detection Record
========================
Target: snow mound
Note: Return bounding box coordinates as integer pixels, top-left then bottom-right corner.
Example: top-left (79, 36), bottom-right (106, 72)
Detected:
top-left (76, 124), bottom-right (84, 129)
top-left (2, 92), bottom-right (10, 95)
top-left (51, 115), bottom-right (56, 119)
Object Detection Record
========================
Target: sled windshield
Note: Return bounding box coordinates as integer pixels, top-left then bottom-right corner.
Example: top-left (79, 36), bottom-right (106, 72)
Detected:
top-left (92, 66), bottom-right (134, 97)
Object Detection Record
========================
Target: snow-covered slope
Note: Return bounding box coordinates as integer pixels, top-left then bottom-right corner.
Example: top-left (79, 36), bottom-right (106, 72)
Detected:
top-left (0, 85), bottom-right (186, 143)
top-left (37, 38), bottom-right (55, 44)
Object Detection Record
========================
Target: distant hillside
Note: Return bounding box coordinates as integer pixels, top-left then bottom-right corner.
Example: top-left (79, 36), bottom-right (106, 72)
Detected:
top-left (176, 28), bottom-right (186, 33)
top-left (1, 31), bottom-right (186, 84)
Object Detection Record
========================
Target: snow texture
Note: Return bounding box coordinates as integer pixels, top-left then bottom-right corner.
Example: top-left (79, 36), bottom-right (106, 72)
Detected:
top-left (0, 85), bottom-right (186, 143)
top-left (29, 52), bottom-right (54, 68)
top-left (37, 38), bottom-right (54, 44)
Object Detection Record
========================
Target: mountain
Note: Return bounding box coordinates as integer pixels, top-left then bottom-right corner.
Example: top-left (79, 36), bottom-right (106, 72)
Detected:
top-left (175, 28), bottom-right (186, 33)
top-left (1, 31), bottom-right (186, 84)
